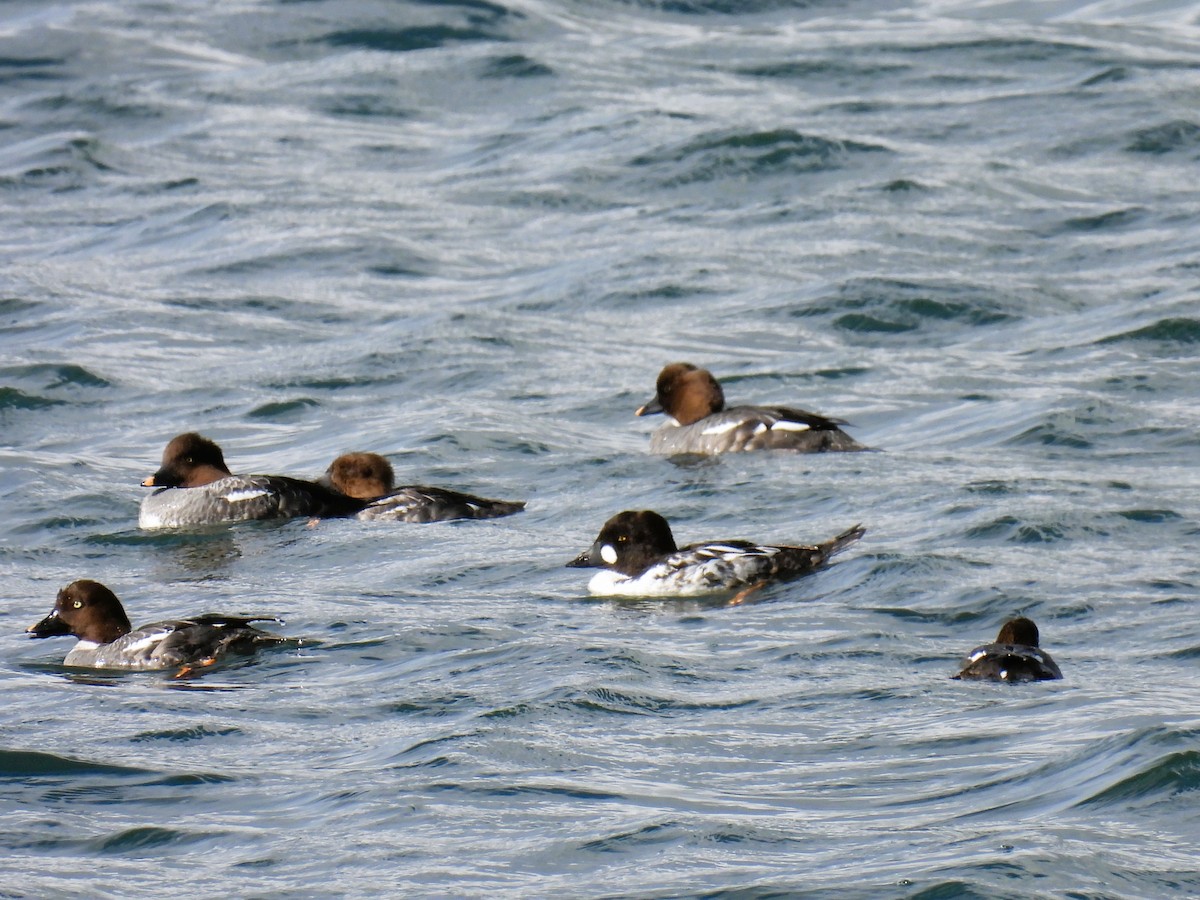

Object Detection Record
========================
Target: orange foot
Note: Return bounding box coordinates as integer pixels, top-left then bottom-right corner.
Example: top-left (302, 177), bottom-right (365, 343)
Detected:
top-left (174, 656), bottom-right (218, 679)
top-left (729, 582), bottom-right (766, 606)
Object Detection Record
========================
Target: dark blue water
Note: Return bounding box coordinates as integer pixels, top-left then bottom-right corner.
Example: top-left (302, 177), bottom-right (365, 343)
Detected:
top-left (3, 0), bottom-right (1200, 895)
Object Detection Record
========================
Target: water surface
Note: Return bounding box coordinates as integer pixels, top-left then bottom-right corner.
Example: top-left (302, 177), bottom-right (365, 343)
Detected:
top-left (2, 0), bottom-right (1199, 895)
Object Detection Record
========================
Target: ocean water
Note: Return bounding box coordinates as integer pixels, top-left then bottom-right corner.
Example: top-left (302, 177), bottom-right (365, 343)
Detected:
top-left (2, 0), bottom-right (1200, 895)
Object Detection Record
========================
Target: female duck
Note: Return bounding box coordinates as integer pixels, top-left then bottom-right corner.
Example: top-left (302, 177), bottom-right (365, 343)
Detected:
top-left (139, 432), bottom-right (365, 528)
top-left (636, 362), bottom-right (867, 455)
top-left (27, 580), bottom-right (285, 673)
top-left (322, 452), bottom-right (524, 523)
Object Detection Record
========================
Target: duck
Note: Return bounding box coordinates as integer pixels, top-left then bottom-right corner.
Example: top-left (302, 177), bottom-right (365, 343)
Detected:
top-left (952, 617), bottom-right (1063, 682)
top-left (26, 579), bottom-right (286, 674)
top-left (321, 452), bottom-right (525, 523)
top-left (138, 432), bottom-right (367, 528)
top-left (636, 362), bottom-right (867, 454)
top-left (567, 509), bottom-right (864, 597)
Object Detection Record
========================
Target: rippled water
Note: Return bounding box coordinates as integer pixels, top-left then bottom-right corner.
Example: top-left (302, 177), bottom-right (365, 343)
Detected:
top-left (3, 0), bottom-right (1200, 895)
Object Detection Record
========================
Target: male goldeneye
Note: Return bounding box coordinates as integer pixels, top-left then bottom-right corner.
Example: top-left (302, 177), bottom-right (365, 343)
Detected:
top-left (139, 432), bottom-right (366, 528)
top-left (321, 452), bottom-right (525, 523)
top-left (26, 579), bottom-right (285, 674)
top-left (952, 617), bottom-right (1062, 682)
top-left (567, 509), bottom-right (865, 597)
top-left (635, 362), bottom-right (868, 454)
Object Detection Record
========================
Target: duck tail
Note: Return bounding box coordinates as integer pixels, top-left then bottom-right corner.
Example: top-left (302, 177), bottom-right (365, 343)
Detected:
top-left (822, 524), bottom-right (866, 558)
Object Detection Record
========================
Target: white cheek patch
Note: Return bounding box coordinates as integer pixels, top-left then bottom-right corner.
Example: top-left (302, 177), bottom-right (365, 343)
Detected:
top-left (999, 669), bottom-right (1009, 680)
top-left (600, 544), bottom-right (619, 565)
top-left (701, 421), bottom-right (739, 436)
top-left (770, 420), bottom-right (811, 433)
top-left (223, 488), bottom-right (270, 504)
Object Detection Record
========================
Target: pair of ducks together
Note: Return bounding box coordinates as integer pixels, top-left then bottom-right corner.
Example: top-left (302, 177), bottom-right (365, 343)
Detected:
top-left (26, 363), bottom-right (1062, 682)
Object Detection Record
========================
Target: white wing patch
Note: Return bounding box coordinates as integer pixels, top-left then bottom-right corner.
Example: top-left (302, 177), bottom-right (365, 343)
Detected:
top-left (702, 544), bottom-right (755, 556)
top-left (126, 632), bottom-right (167, 655)
top-left (769, 420), bottom-right (811, 433)
top-left (693, 543), bottom-right (775, 561)
top-left (223, 488), bottom-right (270, 503)
top-left (701, 421), bottom-right (739, 436)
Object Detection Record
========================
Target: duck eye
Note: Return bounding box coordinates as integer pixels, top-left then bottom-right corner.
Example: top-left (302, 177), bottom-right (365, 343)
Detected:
top-left (183, 456), bottom-right (193, 464)
top-left (617, 535), bottom-right (628, 543)
top-left (72, 600), bottom-right (83, 609)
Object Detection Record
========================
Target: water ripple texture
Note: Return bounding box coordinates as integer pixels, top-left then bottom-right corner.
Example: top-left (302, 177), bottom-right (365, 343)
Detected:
top-left (2, 0), bottom-right (1199, 896)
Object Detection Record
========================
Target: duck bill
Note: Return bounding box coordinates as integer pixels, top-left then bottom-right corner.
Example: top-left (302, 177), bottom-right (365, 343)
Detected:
top-left (635, 397), bottom-right (663, 417)
top-left (27, 610), bottom-right (70, 639)
top-left (566, 543), bottom-right (603, 569)
top-left (141, 466), bottom-right (176, 488)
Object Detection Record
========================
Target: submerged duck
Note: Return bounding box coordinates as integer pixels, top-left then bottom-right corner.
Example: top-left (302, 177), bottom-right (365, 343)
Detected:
top-left (952, 617), bottom-right (1063, 682)
top-left (322, 452), bottom-right (525, 523)
top-left (636, 362), bottom-right (867, 455)
top-left (26, 579), bottom-right (285, 673)
top-left (139, 432), bottom-right (366, 528)
top-left (568, 509), bottom-right (864, 597)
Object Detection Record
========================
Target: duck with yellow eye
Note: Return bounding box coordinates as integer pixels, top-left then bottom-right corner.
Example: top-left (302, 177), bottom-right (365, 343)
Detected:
top-left (26, 579), bottom-right (287, 674)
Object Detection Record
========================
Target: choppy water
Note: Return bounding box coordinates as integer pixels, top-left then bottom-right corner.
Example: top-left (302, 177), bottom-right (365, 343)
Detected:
top-left (3, 0), bottom-right (1200, 896)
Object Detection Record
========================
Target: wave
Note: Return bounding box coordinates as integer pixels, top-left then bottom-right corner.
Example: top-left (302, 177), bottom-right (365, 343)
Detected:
top-left (632, 129), bottom-right (891, 187)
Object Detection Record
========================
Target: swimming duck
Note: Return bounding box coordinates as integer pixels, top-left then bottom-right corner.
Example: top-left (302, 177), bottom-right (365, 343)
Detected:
top-left (568, 509), bottom-right (864, 597)
top-left (26, 579), bottom-right (285, 673)
top-left (952, 617), bottom-right (1063, 682)
top-left (322, 452), bottom-right (525, 523)
top-left (636, 362), bottom-right (867, 454)
top-left (139, 432), bottom-right (366, 528)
